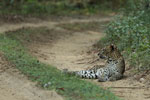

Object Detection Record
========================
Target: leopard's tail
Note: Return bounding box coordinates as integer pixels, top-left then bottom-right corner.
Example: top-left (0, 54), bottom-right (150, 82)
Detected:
top-left (63, 69), bottom-right (98, 79)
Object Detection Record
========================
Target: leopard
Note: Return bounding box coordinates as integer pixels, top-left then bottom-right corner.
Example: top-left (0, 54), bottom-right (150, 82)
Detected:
top-left (63, 44), bottom-right (125, 82)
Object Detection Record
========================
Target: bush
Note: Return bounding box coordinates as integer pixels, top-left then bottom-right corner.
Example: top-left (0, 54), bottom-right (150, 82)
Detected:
top-left (99, 0), bottom-right (150, 71)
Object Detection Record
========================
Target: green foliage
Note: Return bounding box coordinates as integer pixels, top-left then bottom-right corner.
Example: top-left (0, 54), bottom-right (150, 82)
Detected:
top-left (0, 27), bottom-right (120, 100)
top-left (0, 0), bottom-right (126, 16)
top-left (99, 0), bottom-right (150, 71)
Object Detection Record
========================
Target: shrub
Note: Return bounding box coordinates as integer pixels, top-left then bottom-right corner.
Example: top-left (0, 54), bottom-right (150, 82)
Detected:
top-left (99, 0), bottom-right (150, 71)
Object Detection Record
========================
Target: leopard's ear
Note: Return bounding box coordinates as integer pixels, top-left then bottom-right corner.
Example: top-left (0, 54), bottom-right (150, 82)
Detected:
top-left (110, 44), bottom-right (116, 51)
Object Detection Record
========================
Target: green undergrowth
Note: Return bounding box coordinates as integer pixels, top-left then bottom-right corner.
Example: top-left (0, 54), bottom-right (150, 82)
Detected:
top-left (0, 27), bottom-right (120, 100)
top-left (97, 0), bottom-right (150, 72)
top-left (0, 1), bottom-right (114, 16)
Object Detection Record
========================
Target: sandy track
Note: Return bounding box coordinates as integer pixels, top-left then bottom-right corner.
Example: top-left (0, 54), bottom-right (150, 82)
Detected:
top-left (29, 18), bottom-right (150, 100)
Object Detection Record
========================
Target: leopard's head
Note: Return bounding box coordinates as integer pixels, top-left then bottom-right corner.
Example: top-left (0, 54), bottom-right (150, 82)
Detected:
top-left (98, 44), bottom-right (121, 60)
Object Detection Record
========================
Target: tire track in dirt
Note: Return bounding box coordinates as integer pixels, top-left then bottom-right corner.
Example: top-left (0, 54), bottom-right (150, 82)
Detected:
top-left (0, 17), bottom-right (111, 34)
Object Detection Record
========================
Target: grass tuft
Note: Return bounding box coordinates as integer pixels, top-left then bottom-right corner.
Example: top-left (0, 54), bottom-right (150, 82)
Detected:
top-left (58, 21), bottom-right (109, 32)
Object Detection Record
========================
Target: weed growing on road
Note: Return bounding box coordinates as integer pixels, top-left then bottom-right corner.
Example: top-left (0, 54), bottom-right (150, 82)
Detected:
top-left (58, 21), bottom-right (108, 32)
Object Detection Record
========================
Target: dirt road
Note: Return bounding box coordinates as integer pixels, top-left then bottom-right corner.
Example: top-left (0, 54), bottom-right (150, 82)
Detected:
top-left (29, 18), bottom-right (150, 100)
top-left (0, 16), bottom-right (150, 100)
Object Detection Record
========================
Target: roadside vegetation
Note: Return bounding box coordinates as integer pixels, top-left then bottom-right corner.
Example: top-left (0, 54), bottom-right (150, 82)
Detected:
top-left (0, 0), bottom-right (125, 16)
top-left (98, 0), bottom-right (150, 72)
top-left (0, 27), bottom-right (120, 100)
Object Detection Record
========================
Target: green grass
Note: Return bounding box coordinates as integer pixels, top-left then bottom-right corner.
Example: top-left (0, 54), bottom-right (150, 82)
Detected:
top-left (58, 21), bottom-right (109, 32)
top-left (0, 27), bottom-right (120, 100)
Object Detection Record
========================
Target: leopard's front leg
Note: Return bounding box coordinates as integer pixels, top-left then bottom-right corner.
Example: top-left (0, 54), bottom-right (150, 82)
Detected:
top-left (108, 72), bottom-right (123, 81)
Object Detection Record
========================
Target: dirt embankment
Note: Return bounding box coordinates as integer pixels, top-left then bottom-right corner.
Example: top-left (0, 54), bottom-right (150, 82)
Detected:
top-left (0, 16), bottom-right (150, 100)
